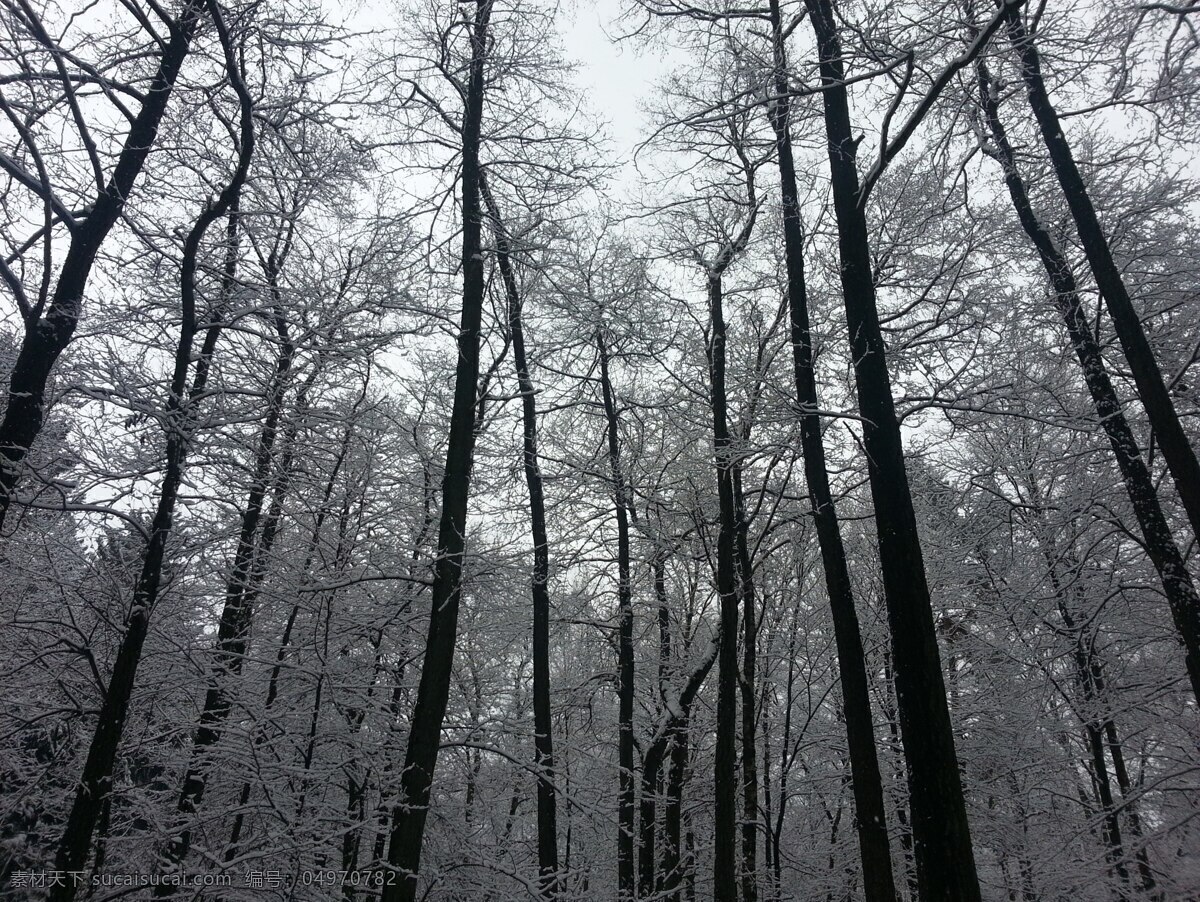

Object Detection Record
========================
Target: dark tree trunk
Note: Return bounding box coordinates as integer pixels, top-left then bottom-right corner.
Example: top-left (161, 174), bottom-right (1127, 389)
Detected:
top-left (639, 548), bottom-right (671, 897)
top-left (656, 556), bottom-right (672, 710)
top-left (1085, 712), bottom-right (1131, 890)
top-left (639, 640), bottom-right (718, 897)
top-left (803, 2), bottom-right (982, 898)
top-left (765, 2), bottom-right (897, 898)
top-left (732, 464), bottom-right (759, 902)
top-left (772, 603), bottom-right (799, 901)
top-left (158, 303), bottom-right (295, 885)
top-left (663, 718), bottom-right (690, 902)
top-left (690, 146), bottom-right (760, 902)
top-left (977, 57), bottom-right (1200, 704)
top-left (880, 651), bottom-right (919, 902)
top-left (343, 768), bottom-right (367, 902)
top-left (0, 0), bottom-right (206, 530)
top-left (759, 699), bottom-right (774, 901)
top-left (597, 332), bottom-right (637, 902)
top-left (707, 269), bottom-right (743, 902)
top-left (481, 174), bottom-right (560, 899)
top-left (47, 14), bottom-right (253, 890)
top-left (1002, 4), bottom-right (1200, 552)
top-left (1103, 720), bottom-right (1155, 893)
top-left (380, 6), bottom-right (493, 899)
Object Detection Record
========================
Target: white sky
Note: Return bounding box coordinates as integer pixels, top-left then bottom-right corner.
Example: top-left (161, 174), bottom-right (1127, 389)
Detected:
top-left (557, 1), bottom-right (673, 162)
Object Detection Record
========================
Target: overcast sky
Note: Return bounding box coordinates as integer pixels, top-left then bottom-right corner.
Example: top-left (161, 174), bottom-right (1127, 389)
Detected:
top-left (558, 1), bottom-right (667, 160)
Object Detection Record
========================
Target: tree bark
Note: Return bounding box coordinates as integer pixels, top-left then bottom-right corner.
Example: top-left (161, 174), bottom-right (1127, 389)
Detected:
top-left (977, 57), bottom-right (1200, 703)
top-left (1003, 2), bottom-right (1200, 548)
top-left (481, 173), bottom-right (560, 899)
top-left (766, 3), bottom-right (898, 898)
top-left (0, 0), bottom-right (206, 530)
top-left (1103, 720), bottom-right (1156, 893)
top-left (158, 302), bottom-right (294, 885)
top-left (639, 547), bottom-right (670, 897)
top-left (380, 4), bottom-right (492, 898)
top-left (640, 638), bottom-right (718, 897)
top-left (597, 331), bottom-right (637, 902)
top-left (663, 716), bottom-right (691, 902)
top-left (707, 269), bottom-right (743, 902)
top-left (803, 2), bottom-right (982, 898)
top-left (732, 464), bottom-right (759, 902)
top-left (47, 8), bottom-right (253, 890)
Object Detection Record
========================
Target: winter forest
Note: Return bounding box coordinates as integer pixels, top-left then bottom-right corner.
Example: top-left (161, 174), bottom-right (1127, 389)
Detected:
top-left (2, 0), bottom-right (1200, 899)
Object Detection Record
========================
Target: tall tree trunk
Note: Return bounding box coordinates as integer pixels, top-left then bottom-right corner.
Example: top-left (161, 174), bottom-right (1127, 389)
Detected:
top-left (0, 0), bottom-right (206, 530)
top-left (977, 57), bottom-right (1200, 704)
top-left (379, 3), bottom-right (492, 898)
top-left (47, 11), bottom-right (252, 890)
top-left (803, 3), bottom-right (982, 897)
top-left (597, 332), bottom-right (637, 902)
top-left (732, 464), bottom-right (759, 902)
top-left (765, 2), bottom-right (898, 898)
top-left (158, 303), bottom-right (295, 884)
top-left (759, 696), bottom-right (774, 901)
top-left (481, 174), bottom-right (560, 899)
top-left (771, 600), bottom-right (799, 902)
top-left (1084, 701), bottom-right (1131, 892)
top-left (1002, 3), bottom-right (1200, 551)
top-left (692, 147), bottom-right (760, 902)
top-left (1065, 592), bottom-right (1131, 894)
top-left (343, 767), bottom-right (367, 901)
top-left (639, 548), bottom-right (671, 896)
top-left (707, 268), bottom-right (743, 902)
top-left (663, 717), bottom-right (691, 902)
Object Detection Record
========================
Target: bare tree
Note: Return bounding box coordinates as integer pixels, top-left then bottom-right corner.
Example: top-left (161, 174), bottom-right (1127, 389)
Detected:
top-left (1002, 1), bottom-right (1200, 552)
top-left (380, 3), bottom-right (493, 899)
top-left (801, 0), bottom-right (985, 896)
top-left (46, 1), bottom-right (253, 892)
top-left (0, 0), bottom-right (209, 529)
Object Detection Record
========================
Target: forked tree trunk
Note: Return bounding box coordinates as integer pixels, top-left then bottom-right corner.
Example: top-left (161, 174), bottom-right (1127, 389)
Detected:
top-left (0, 0), bottom-right (206, 530)
top-left (690, 149), bottom-right (760, 902)
top-left (1103, 720), bottom-right (1155, 893)
top-left (1002, 3), bottom-right (1200, 551)
top-left (158, 305), bottom-right (295, 886)
top-left (48, 11), bottom-right (253, 891)
top-left (977, 57), bottom-right (1200, 704)
top-left (481, 174), bottom-right (561, 898)
top-left (803, 2), bottom-right (982, 897)
top-left (639, 639), bottom-right (718, 896)
top-left (766, 2), bottom-right (898, 898)
top-left (597, 332), bottom-right (637, 902)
